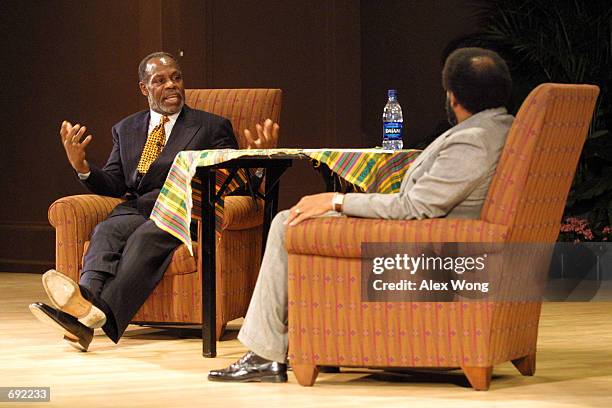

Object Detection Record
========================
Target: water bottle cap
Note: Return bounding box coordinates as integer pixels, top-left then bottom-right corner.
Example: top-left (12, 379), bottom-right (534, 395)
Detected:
top-left (388, 89), bottom-right (397, 98)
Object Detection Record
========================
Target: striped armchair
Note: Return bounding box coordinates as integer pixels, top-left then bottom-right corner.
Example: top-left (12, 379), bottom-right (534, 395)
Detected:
top-left (286, 84), bottom-right (599, 390)
top-left (48, 89), bottom-right (282, 339)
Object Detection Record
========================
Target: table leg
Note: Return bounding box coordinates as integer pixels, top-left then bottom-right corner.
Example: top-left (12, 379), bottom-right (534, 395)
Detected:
top-left (197, 160), bottom-right (291, 357)
top-left (199, 168), bottom-right (217, 357)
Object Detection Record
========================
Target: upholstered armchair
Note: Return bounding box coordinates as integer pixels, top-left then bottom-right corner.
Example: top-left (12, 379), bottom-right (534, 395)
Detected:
top-left (286, 84), bottom-right (599, 390)
top-left (48, 89), bottom-right (282, 339)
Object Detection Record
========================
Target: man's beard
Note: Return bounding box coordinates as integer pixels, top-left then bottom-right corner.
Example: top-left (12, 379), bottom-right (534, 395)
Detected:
top-left (148, 94), bottom-right (184, 115)
top-left (445, 95), bottom-right (458, 126)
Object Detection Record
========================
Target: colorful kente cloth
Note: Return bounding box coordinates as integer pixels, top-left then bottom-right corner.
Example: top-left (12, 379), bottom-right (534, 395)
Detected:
top-left (149, 148), bottom-right (420, 254)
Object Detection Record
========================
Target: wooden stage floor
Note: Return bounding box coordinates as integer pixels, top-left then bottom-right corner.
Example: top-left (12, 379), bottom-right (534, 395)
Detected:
top-left (1, 272), bottom-right (611, 408)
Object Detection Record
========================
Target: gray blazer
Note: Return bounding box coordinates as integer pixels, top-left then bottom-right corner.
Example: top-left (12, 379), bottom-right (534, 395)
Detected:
top-left (343, 107), bottom-right (514, 220)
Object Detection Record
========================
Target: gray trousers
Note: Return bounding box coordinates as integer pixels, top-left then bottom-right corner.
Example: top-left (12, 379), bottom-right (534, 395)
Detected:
top-left (238, 209), bottom-right (340, 362)
top-left (238, 210), bottom-right (291, 362)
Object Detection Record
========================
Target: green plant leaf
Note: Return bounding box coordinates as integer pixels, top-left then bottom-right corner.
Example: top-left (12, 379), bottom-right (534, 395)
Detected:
top-left (470, 0), bottom-right (612, 229)
top-left (589, 130), bottom-right (610, 139)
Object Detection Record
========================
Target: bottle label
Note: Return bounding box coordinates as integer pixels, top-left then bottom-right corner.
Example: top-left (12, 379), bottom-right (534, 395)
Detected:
top-left (383, 122), bottom-right (403, 140)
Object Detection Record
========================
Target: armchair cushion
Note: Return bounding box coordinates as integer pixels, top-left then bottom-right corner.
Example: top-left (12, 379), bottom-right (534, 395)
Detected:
top-left (285, 217), bottom-right (509, 258)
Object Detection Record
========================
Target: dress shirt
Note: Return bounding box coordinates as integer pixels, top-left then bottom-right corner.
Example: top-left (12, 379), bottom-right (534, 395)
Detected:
top-left (78, 108), bottom-right (182, 180)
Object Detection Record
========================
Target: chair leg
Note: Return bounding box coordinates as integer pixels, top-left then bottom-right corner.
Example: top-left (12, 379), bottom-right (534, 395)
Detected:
top-left (292, 364), bottom-right (319, 386)
top-left (462, 366), bottom-right (492, 391)
top-left (512, 353), bottom-right (536, 376)
top-left (215, 322), bottom-right (226, 341)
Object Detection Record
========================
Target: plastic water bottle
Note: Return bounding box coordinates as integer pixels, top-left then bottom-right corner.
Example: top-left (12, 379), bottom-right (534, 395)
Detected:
top-left (382, 89), bottom-right (404, 150)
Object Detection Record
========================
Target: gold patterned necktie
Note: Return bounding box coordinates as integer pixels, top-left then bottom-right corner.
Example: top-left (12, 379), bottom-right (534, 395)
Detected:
top-left (137, 115), bottom-right (169, 174)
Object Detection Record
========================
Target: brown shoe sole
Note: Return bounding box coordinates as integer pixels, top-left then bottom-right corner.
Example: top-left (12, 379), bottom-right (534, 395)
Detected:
top-left (42, 270), bottom-right (92, 318)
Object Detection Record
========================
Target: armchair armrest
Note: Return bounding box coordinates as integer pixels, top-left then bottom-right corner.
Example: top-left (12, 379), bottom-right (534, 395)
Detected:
top-left (48, 194), bottom-right (124, 277)
top-left (192, 177), bottom-right (265, 231)
top-left (285, 217), bottom-right (509, 258)
top-left (221, 196), bottom-right (264, 230)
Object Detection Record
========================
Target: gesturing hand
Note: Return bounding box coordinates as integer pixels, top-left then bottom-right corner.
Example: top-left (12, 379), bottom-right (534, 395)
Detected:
top-left (244, 118), bottom-right (279, 149)
top-left (60, 120), bottom-right (92, 174)
top-left (284, 193), bottom-right (335, 226)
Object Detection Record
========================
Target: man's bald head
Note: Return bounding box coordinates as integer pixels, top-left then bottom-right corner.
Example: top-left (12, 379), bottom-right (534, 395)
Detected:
top-left (442, 47), bottom-right (512, 114)
top-left (138, 52), bottom-right (181, 82)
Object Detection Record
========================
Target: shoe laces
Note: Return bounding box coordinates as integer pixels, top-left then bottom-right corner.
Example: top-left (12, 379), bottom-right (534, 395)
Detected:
top-left (228, 351), bottom-right (257, 369)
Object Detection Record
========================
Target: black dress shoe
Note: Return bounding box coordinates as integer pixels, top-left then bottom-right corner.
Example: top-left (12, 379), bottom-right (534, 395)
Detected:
top-left (208, 351), bottom-right (288, 382)
top-left (29, 302), bottom-right (94, 352)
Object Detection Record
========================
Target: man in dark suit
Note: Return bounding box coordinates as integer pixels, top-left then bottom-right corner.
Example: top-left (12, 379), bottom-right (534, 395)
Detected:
top-left (29, 52), bottom-right (239, 351)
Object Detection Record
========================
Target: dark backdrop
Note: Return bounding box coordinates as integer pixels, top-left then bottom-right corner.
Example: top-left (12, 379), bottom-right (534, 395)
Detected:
top-left (361, 0), bottom-right (479, 147)
top-left (0, 0), bottom-right (476, 272)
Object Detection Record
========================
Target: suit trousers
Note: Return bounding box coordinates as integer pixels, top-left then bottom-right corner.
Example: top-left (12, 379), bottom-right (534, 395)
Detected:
top-left (238, 210), bottom-right (341, 362)
top-left (81, 201), bottom-right (181, 343)
top-left (237, 210), bottom-right (291, 362)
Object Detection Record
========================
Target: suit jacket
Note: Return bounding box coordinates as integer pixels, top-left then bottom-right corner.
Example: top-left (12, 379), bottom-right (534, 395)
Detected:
top-left (343, 107), bottom-right (514, 220)
top-left (82, 105), bottom-right (238, 217)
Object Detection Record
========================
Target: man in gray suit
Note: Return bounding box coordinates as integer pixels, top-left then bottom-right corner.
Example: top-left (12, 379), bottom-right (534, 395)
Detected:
top-left (209, 47), bottom-right (514, 382)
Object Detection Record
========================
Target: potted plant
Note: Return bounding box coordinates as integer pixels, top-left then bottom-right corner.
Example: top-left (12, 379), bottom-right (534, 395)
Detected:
top-left (469, 0), bottom-right (612, 240)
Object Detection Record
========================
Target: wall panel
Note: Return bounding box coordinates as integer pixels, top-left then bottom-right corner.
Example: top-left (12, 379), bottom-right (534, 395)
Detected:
top-left (361, 0), bottom-right (479, 147)
top-left (1, 0), bottom-right (478, 272)
top-left (0, 0), bottom-right (361, 272)
top-left (207, 0), bottom-right (362, 207)
top-left (1, 0), bottom-right (144, 272)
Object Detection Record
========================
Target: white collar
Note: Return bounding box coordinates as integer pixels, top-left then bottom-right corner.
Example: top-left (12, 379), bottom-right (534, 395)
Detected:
top-left (149, 109), bottom-right (181, 125)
